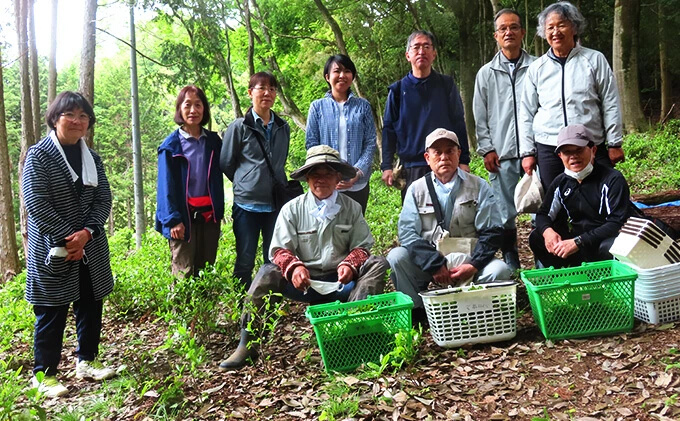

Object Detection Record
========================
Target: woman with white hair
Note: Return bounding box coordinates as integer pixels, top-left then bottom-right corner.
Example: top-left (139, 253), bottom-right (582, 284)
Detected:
top-left (518, 1), bottom-right (625, 192)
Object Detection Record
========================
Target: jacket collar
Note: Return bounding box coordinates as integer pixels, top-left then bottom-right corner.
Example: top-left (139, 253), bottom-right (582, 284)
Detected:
top-left (547, 44), bottom-right (583, 63)
top-left (490, 49), bottom-right (531, 71)
top-left (243, 107), bottom-right (287, 131)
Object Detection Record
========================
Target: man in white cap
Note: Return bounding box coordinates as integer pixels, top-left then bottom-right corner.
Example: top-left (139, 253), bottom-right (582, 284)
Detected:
top-left (219, 145), bottom-right (388, 370)
top-left (387, 128), bottom-right (511, 325)
top-left (529, 124), bottom-right (634, 268)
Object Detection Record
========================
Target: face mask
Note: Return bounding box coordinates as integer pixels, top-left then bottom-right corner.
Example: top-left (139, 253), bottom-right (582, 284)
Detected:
top-left (306, 280), bottom-right (343, 295)
top-left (564, 162), bottom-right (593, 181)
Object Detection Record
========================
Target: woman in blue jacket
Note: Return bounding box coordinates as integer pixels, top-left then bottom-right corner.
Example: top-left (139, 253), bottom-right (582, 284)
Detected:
top-left (155, 85), bottom-right (224, 278)
top-left (305, 55), bottom-right (377, 214)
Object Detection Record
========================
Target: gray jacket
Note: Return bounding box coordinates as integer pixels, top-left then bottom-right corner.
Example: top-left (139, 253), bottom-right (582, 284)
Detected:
top-left (518, 45), bottom-right (623, 157)
top-left (220, 108), bottom-right (291, 206)
top-left (474, 50), bottom-right (535, 160)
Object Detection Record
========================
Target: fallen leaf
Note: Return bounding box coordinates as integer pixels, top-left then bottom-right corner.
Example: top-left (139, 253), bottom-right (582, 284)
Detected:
top-left (656, 372), bottom-right (673, 388)
top-left (616, 407), bottom-right (633, 416)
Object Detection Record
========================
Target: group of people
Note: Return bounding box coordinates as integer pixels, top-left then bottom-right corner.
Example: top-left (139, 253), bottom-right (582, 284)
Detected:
top-left (21, 0), bottom-right (636, 396)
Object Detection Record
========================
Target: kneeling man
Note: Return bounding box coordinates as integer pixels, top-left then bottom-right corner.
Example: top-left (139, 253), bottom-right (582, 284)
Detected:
top-left (387, 128), bottom-right (511, 323)
top-left (220, 145), bottom-right (388, 369)
top-left (529, 124), bottom-right (633, 268)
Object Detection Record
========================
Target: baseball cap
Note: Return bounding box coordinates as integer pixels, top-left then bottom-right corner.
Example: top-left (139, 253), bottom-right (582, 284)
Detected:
top-left (425, 128), bottom-right (460, 149)
top-left (555, 124), bottom-right (594, 153)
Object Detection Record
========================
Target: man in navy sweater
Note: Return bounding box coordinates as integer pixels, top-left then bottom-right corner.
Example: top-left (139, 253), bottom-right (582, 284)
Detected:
top-left (381, 30), bottom-right (470, 202)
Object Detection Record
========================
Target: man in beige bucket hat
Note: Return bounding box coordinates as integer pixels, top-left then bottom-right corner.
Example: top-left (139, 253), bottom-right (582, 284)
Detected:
top-left (219, 145), bottom-right (388, 370)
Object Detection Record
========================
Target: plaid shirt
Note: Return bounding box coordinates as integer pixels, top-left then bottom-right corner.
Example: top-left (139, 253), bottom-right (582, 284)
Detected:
top-left (305, 92), bottom-right (376, 186)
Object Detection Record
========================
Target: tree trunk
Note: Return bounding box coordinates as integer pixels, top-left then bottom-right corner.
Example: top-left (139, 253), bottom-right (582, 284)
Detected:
top-left (449, 0), bottom-right (479, 151)
top-left (659, 0), bottom-right (671, 121)
top-left (28, 0), bottom-right (41, 140)
top-left (0, 47), bottom-right (21, 282)
top-left (612, 0), bottom-right (645, 132)
top-left (15, 0), bottom-right (35, 258)
top-left (250, 0), bottom-right (306, 130)
top-left (489, 0), bottom-right (500, 15)
top-left (313, 0), bottom-right (366, 98)
top-left (239, 0), bottom-right (255, 77)
top-left (129, 6), bottom-right (145, 249)
top-left (79, 0), bottom-right (97, 147)
top-left (48, 0), bottom-right (58, 105)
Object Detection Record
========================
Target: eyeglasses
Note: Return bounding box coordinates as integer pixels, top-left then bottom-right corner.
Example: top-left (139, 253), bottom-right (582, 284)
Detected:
top-left (546, 23), bottom-right (571, 33)
top-left (307, 170), bottom-right (338, 179)
top-left (409, 43), bottom-right (433, 52)
top-left (60, 112), bottom-right (91, 123)
top-left (558, 146), bottom-right (588, 157)
top-left (252, 86), bottom-right (276, 93)
top-left (496, 25), bottom-right (522, 33)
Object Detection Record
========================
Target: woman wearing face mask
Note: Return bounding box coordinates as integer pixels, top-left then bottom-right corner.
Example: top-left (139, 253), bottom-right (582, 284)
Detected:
top-left (518, 1), bottom-right (625, 193)
top-left (220, 72), bottom-right (291, 290)
top-left (156, 85), bottom-right (224, 278)
top-left (528, 124), bottom-right (634, 269)
top-left (305, 54), bottom-right (376, 214)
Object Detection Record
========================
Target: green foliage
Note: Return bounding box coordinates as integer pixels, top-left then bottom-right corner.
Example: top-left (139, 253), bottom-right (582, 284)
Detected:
top-left (318, 382), bottom-right (360, 421)
top-left (0, 359), bottom-right (46, 421)
top-left (0, 272), bottom-right (32, 355)
top-left (362, 327), bottom-right (422, 377)
top-left (617, 120), bottom-right (680, 194)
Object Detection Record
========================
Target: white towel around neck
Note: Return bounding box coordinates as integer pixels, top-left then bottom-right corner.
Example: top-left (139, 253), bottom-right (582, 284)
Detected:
top-left (50, 131), bottom-right (98, 187)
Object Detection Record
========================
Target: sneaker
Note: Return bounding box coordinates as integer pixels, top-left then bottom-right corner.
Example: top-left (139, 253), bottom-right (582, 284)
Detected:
top-left (76, 360), bottom-right (116, 381)
top-left (31, 376), bottom-right (69, 397)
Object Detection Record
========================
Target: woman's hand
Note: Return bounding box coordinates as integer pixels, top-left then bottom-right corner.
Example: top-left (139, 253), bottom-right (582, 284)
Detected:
top-left (337, 265), bottom-right (353, 284)
top-left (291, 265), bottom-right (311, 291)
top-left (337, 169), bottom-right (361, 190)
top-left (64, 229), bottom-right (90, 261)
top-left (170, 223), bottom-right (185, 240)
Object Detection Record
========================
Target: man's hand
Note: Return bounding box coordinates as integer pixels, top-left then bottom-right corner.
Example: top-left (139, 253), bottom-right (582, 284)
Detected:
top-left (449, 263), bottom-right (478, 284)
top-left (381, 169), bottom-right (394, 186)
top-left (170, 222), bottom-right (185, 240)
top-left (459, 163), bottom-right (471, 173)
top-left (542, 228), bottom-right (562, 255)
top-left (432, 265), bottom-right (452, 285)
top-left (522, 156), bottom-right (537, 176)
top-left (337, 265), bottom-right (353, 284)
top-left (554, 239), bottom-right (579, 259)
top-left (64, 230), bottom-right (89, 261)
top-left (291, 265), bottom-right (311, 291)
top-left (337, 171), bottom-right (360, 190)
top-left (483, 151), bottom-right (500, 173)
top-left (608, 147), bottom-right (625, 166)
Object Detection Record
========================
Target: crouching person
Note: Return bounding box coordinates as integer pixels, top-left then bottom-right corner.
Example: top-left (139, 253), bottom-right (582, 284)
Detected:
top-left (387, 129), bottom-right (512, 325)
top-left (529, 124), bottom-right (633, 268)
top-left (219, 145), bottom-right (388, 370)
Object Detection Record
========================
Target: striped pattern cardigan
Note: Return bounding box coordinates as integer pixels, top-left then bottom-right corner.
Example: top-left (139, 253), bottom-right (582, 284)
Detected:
top-left (21, 136), bottom-right (114, 306)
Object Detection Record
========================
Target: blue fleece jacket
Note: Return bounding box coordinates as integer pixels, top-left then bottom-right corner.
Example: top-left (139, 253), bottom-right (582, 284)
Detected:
top-left (155, 129), bottom-right (224, 241)
top-left (381, 71), bottom-right (470, 170)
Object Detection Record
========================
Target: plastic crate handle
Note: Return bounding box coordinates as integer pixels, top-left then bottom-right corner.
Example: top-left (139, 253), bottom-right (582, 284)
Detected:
top-left (567, 287), bottom-right (605, 305)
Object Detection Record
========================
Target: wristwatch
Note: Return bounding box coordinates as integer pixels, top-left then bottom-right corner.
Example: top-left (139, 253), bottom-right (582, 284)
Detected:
top-left (573, 236), bottom-right (583, 249)
top-left (84, 227), bottom-right (95, 239)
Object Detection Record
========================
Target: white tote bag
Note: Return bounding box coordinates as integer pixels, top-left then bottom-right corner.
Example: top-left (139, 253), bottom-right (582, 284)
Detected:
top-left (514, 171), bottom-right (544, 213)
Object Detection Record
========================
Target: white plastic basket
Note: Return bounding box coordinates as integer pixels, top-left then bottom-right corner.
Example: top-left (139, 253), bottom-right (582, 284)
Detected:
top-left (419, 283), bottom-right (516, 348)
top-left (634, 295), bottom-right (680, 324)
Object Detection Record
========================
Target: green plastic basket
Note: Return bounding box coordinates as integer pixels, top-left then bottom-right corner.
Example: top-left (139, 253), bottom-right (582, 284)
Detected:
top-left (521, 260), bottom-right (636, 340)
top-left (305, 292), bottom-right (413, 373)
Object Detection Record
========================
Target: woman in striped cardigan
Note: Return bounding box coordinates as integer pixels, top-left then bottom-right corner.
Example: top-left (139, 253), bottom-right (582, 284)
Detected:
top-left (21, 91), bottom-right (116, 397)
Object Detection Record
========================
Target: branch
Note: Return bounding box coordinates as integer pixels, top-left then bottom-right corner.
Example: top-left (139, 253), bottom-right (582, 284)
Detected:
top-left (95, 27), bottom-right (174, 67)
top-left (260, 22), bottom-right (334, 46)
top-left (660, 103), bottom-right (676, 126)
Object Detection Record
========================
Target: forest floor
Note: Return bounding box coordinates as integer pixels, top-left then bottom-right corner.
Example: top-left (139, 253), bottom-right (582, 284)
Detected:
top-left (20, 220), bottom-right (680, 420)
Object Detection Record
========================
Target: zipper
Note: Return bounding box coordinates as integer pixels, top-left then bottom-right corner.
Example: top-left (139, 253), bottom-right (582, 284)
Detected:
top-left (173, 153), bottom-right (192, 242)
top-left (560, 60), bottom-right (568, 126)
top-left (206, 148), bottom-right (216, 222)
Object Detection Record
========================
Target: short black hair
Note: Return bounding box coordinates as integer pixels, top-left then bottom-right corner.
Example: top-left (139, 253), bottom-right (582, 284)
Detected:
top-left (323, 54), bottom-right (357, 90)
top-left (45, 91), bottom-right (95, 130)
top-left (494, 9), bottom-right (523, 29)
top-left (248, 72), bottom-right (279, 89)
top-left (174, 85), bottom-right (211, 126)
top-left (406, 30), bottom-right (437, 51)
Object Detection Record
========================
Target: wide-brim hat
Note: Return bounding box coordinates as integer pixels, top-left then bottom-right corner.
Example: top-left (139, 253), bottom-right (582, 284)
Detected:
top-left (555, 124), bottom-right (594, 153)
top-left (290, 145), bottom-right (357, 181)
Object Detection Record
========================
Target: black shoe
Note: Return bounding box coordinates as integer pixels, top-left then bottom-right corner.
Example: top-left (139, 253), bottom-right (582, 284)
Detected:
top-left (412, 307), bottom-right (429, 329)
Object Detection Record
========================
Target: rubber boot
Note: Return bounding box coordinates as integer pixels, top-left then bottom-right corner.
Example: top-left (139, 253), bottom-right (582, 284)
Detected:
top-left (219, 329), bottom-right (258, 370)
top-left (502, 229), bottom-right (521, 272)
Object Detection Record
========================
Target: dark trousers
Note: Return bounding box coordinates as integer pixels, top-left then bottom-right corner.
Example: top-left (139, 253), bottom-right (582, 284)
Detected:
top-left (536, 143), bottom-right (612, 193)
top-left (33, 263), bottom-right (103, 376)
top-left (528, 228), bottom-right (616, 269)
top-left (400, 166), bottom-right (431, 203)
top-left (340, 183), bottom-right (370, 215)
top-left (232, 204), bottom-right (278, 290)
